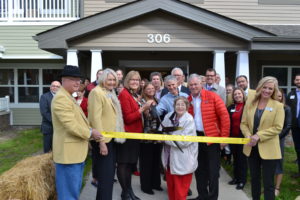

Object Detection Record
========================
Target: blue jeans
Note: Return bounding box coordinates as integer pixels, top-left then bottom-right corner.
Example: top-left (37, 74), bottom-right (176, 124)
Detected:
top-left (55, 162), bottom-right (85, 200)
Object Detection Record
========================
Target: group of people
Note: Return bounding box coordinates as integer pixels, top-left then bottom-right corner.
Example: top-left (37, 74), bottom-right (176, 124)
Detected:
top-left (39, 64), bottom-right (300, 200)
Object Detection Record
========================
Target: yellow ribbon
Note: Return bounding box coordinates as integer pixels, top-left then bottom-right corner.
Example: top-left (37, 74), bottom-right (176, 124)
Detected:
top-left (103, 132), bottom-right (250, 144)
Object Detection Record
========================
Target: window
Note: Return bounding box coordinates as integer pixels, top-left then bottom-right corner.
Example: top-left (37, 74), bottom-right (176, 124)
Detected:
top-left (262, 65), bottom-right (300, 93)
top-left (0, 67), bottom-right (62, 104)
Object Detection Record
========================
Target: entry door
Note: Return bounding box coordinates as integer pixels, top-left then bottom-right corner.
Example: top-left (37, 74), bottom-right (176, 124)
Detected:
top-left (119, 60), bottom-right (189, 80)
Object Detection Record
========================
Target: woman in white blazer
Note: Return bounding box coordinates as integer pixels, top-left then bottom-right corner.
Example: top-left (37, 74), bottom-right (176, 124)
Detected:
top-left (161, 96), bottom-right (198, 200)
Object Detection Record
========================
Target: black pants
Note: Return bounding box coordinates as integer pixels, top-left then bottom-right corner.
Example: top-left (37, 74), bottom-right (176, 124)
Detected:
top-left (43, 133), bottom-right (53, 153)
top-left (248, 146), bottom-right (277, 200)
top-left (195, 143), bottom-right (220, 200)
top-left (139, 142), bottom-right (162, 191)
top-left (230, 144), bottom-right (247, 184)
top-left (91, 141), bottom-right (116, 200)
top-left (292, 128), bottom-right (300, 173)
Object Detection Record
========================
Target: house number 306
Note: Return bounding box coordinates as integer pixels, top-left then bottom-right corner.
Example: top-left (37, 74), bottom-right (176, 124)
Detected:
top-left (147, 34), bottom-right (171, 44)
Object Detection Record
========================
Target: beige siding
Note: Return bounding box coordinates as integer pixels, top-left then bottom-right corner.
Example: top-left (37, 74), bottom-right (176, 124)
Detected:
top-left (0, 26), bottom-right (58, 57)
top-left (70, 12), bottom-right (247, 51)
top-left (11, 108), bottom-right (41, 125)
top-left (83, 0), bottom-right (300, 25)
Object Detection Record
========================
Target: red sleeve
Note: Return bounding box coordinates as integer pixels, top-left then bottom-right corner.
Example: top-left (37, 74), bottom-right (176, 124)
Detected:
top-left (80, 97), bottom-right (88, 117)
top-left (214, 93), bottom-right (230, 137)
top-left (118, 90), bottom-right (142, 124)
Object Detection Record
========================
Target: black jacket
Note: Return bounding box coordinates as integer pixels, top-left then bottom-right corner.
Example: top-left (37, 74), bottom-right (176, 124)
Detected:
top-left (286, 89), bottom-right (299, 128)
top-left (279, 105), bottom-right (292, 139)
top-left (39, 91), bottom-right (54, 135)
top-left (160, 85), bottom-right (190, 98)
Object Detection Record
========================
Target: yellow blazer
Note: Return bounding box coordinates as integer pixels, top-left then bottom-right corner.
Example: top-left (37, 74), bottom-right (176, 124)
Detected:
top-left (88, 86), bottom-right (117, 143)
top-left (226, 88), bottom-right (256, 107)
top-left (51, 87), bottom-right (91, 164)
top-left (240, 98), bottom-right (284, 159)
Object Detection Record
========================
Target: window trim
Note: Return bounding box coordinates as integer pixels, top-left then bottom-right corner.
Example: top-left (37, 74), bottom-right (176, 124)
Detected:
top-left (258, 0), bottom-right (300, 5)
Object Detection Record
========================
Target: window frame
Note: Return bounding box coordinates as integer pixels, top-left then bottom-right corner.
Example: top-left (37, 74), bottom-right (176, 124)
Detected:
top-left (0, 64), bottom-right (63, 108)
top-left (262, 65), bottom-right (300, 93)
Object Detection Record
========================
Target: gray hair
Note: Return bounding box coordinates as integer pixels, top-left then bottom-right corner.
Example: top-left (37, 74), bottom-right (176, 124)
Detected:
top-left (98, 68), bottom-right (118, 88)
top-left (187, 73), bottom-right (202, 83)
top-left (164, 75), bottom-right (178, 83)
top-left (171, 67), bottom-right (184, 76)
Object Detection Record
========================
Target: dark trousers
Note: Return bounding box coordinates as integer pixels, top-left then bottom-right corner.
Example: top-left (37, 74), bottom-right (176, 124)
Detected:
top-left (248, 146), bottom-right (277, 200)
top-left (230, 144), bottom-right (247, 184)
top-left (43, 133), bottom-right (53, 153)
top-left (195, 143), bottom-right (220, 200)
top-left (91, 141), bottom-right (116, 200)
top-left (139, 143), bottom-right (162, 191)
top-left (91, 141), bottom-right (98, 180)
top-left (292, 128), bottom-right (300, 173)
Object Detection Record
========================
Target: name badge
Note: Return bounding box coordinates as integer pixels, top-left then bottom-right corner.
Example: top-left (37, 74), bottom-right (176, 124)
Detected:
top-left (230, 109), bottom-right (236, 112)
top-left (265, 107), bottom-right (273, 112)
top-left (290, 95), bottom-right (295, 99)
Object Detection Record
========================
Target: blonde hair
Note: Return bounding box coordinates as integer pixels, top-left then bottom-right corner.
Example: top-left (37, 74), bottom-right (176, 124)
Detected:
top-left (98, 68), bottom-right (118, 88)
top-left (123, 70), bottom-right (141, 90)
top-left (252, 76), bottom-right (279, 105)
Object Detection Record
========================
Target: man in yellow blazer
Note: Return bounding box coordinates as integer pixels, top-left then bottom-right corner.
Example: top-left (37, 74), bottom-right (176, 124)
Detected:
top-left (51, 65), bottom-right (102, 200)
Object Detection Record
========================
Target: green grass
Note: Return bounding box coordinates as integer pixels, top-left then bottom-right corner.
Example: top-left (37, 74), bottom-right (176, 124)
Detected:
top-left (0, 128), bottom-right (43, 175)
top-left (222, 146), bottom-right (300, 200)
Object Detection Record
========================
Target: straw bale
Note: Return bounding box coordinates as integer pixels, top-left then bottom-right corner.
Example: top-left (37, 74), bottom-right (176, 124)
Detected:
top-left (0, 153), bottom-right (56, 200)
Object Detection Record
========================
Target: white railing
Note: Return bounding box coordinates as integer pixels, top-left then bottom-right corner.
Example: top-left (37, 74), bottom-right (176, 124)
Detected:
top-left (0, 0), bottom-right (80, 22)
top-left (0, 96), bottom-right (10, 112)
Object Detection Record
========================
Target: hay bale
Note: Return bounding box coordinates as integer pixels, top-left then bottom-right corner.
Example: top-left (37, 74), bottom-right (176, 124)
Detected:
top-left (0, 153), bottom-right (56, 200)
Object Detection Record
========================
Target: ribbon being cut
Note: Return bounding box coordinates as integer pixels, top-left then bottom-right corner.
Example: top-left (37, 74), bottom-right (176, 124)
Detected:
top-left (103, 131), bottom-right (250, 144)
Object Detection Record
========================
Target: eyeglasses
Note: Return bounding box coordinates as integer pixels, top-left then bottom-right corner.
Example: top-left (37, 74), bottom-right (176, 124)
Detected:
top-left (51, 85), bottom-right (61, 88)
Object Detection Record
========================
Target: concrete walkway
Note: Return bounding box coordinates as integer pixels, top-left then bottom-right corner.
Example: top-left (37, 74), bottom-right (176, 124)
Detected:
top-left (80, 167), bottom-right (249, 200)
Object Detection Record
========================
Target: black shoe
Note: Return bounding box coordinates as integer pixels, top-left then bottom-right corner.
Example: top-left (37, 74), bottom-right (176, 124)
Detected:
top-left (228, 179), bottom-right (238, 185)
top-left (187, 188), bottom-right (192, 196)
top-left (188, 196), bottom-right (200, 200)
top-left (153, 186), bottom-right (163, 191)
top-left (91, 181), bottom-right (98, 188)
top-left (121, 192), bottom-right (132, 200)
top-left (142, 189), bottom-right (154, 195)
top-left (128, 188), bottom-right (141, 200)
top-left (236, 183), bottom-right (245, 190)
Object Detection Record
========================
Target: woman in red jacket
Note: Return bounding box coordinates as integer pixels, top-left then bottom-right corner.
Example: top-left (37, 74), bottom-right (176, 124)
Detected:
top-left (117, 71), bottom-right (153, 200)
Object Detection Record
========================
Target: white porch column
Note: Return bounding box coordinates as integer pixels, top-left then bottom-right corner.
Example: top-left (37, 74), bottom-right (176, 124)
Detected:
top-left (213, 50), bottom-right (226, 87)
top-left (236, 51), bottom-right (250, 85)
top-left (90, 49), bottom-right (103, 82)
top-left (66, 49), bottom-right (78, 66)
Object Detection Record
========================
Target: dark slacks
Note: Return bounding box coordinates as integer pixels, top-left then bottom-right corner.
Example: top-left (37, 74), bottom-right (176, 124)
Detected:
top-left (195, 143), bottom-right (220, 200)
top-left (43, 133), bottom-right (53, 153)
top-left (91, 140), bottom-right (98, 180)
top-left (248, 146), bottom-right (277, 200)
top-left (139, 142), bottom-right (162, 191)
top-left (291, 128), bottom-right (300, 173)
top-left (230, 144), bottom-right (247, 184)
top-left (91, 141), bottom-right (116, 200)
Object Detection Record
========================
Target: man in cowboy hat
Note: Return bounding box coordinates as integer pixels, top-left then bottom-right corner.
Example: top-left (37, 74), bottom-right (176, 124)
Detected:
top-left (51, 65), bottom-right (103, 200)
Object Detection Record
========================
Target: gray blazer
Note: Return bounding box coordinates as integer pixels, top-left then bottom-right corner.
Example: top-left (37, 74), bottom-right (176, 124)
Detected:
top-left (39, 91), bottom-right (54, 135)
top-left (205, 83), bottom-right (226, 103)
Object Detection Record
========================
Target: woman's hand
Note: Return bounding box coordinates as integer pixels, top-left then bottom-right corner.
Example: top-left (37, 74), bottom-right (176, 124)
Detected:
top-left (99, 142), bottom-right (108, 156)
top-left (246, 134), bottom-right (260, 147)
top-left (139, 100), bottom-right (154, 113)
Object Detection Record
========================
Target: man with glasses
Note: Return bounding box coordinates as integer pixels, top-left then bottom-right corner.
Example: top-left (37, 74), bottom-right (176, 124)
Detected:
top-left (39, 80), bottom-right (61, 153)
top-left (204, 68), bottom-right (226, 103)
